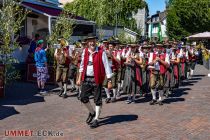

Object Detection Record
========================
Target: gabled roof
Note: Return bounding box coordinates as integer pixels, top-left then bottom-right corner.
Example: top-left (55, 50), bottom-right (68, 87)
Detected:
top-left (21, 1), bottom-right (87, 21)
top-left (147, 10), bottom-right (167, 24)
top-left (159, 11), bottom-right (167, 21)
top-left (21, 1), bottom-right (96, 26)
top-left (22, 2), bottom-right (61, 17)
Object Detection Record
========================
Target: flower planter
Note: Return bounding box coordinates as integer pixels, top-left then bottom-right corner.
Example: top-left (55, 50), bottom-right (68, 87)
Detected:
top-left (0, 64), bottom-right (5, 98)
top-left (27, 64), bottom-right (56, 84)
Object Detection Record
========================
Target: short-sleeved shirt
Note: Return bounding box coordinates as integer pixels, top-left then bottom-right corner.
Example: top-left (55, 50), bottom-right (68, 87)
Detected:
top-left (34, 48), bottom-right (47, 67)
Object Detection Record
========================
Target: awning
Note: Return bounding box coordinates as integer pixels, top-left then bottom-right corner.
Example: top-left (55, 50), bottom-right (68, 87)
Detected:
top-left (21, 2), bottom-right (95, 25)
top-left (187, 32), bottom-right (210, 40)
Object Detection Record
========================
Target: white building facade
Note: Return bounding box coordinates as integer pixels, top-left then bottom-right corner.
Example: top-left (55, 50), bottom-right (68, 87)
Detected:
top-left (147, 10), bottom-right (168, 41)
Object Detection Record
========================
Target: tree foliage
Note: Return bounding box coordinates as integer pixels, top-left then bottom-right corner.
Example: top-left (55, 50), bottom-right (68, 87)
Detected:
top-left (47, 11), bottom-right (75, 64)
top-left (0, 0), bottom-right (28, 82)
top-left (167, 0), bottom-right (210, 40)
top-left (64, 0), bottom-right (146, 32)
top-left (47, 11), bottom-right (75, 45)
top-left (117, 32), bottom-right (136, 44)
top-left (0, 0), bottom-right (28, 64)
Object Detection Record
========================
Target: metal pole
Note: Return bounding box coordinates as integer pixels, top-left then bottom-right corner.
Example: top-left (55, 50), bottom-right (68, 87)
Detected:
top-left (48, 16), bottom-right (51, 35)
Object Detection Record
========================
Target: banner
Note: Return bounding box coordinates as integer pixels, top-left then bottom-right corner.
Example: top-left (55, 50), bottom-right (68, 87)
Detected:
top-left (158, 22), bottom-right (163, 42)
top-left (0, 64), bottom-right (5, 98)
top-left (27, 64), bottom-right (56, 84)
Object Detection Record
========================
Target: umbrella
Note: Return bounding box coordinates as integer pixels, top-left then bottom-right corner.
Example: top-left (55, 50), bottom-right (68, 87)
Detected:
top-left (187, 32), bottom-right (210, 40)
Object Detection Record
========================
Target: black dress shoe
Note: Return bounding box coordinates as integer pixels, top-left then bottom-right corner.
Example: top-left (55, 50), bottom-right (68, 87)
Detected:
top-left (59, 89), bottom-right (64, 97)
top-left (77, 94), bottom-right (81, 100)
top-left (37, 88), bottom-right (41, 93)
top-left (70, 87), bottom-right (76, 92)
top-left (158, 101), bottom-right (163, 106)
top-left (90, 120), bottom-right (99, 129)
top-left (86, 112), bottom-right (95, 124)
top-left (105, 98), bottom-right (111, 104)
top-left (111, 97), bottom-right (116, 103)
top-left (149, 100), bottom-right (157, 105)
top-left (63, 94), bottom-right (67, 99)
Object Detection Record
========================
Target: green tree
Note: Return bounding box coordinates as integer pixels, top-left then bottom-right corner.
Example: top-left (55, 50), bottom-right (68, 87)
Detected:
top-left (64, 0), bottom-right (146, 33)
top-left (47, 11), bottom-right (75, 64)
top-left (167, 0), bottom-right (210, 40)
top-left (0, 0), bottom-right (28, 82)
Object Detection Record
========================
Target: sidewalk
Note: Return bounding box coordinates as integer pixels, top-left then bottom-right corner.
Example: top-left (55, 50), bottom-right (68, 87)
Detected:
top-left (0, 65), bottom-right (210, 140)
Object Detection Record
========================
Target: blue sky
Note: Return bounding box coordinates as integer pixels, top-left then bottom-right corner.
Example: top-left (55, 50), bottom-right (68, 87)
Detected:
top-left (145, 0), bottom-right (166, 16)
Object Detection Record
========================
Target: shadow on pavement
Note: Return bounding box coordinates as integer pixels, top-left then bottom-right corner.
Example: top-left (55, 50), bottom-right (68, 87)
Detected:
top-left (0, 82), bottom-right (46, 106)
top-left (192, 74), bottom-right (205, 77)
top-left (135, 95), bottom-right (152, 103)
top-left (99, 114), bottom-right (138, 126)
top-left (170, 88), bottom-right (190, 98)
top-left (163, 98), bottom-right (185, 104)
top-left (0, 82), bottom-right (47, 120)
top-left (0, 106), bottom-right (20, 120)
top-left (189, 77), bottom-right (202, 81)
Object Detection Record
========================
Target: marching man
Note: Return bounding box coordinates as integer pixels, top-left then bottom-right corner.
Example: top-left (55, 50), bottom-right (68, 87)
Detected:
top-left (103, 41), bottom-right (120, 103)
top-left (76, 35), bottom-right (112, 128)
top-left (148, 44), bottom-right (170, 105)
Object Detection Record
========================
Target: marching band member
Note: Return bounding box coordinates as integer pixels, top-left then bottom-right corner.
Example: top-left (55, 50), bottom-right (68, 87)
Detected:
top-left (76, 35), bottom-right (112, 128)
top-left (103, 41), bottom-right (120, 103)
top-left (123, 44), bottom-right (139, 104)
top-left (148, 44), bottom-right (170, 105)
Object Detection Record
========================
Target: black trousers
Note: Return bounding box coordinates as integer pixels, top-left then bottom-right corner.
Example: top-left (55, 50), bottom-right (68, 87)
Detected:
top-left (80, 76), bottom-right (103, 106)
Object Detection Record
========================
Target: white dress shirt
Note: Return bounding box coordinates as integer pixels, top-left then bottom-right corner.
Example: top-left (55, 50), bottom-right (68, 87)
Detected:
top-left (139, 51), bottom-right (144, 58)
top-left (148, 52), bottom-right (170, 71)
top-left (79, 47), bottom-right (112, 79)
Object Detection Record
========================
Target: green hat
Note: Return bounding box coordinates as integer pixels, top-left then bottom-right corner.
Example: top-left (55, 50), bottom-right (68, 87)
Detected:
top-left (37, 39), bottom-right (44, 45)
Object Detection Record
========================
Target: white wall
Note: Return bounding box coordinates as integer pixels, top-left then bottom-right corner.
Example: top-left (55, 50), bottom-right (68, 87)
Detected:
top-left (27, 13), bottom-right (48, 39)
top-left (161, 19), bottom-right (167, 38)
top-left (148, 24), bottom-right (151, 38)
top-left (59, 0), bottom-right (74, 5)
top-left (133, 8), bottom-right (147, 36)
top-left (12, 13), bottom-right (49, 63)
top-left (152, 25), bottom-right (158, 34)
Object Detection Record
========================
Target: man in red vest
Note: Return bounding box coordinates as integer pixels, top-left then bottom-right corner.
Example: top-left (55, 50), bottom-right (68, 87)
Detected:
top-left (188, 42), bottom-right (197, 78)
top-left (100, 39), bottom-right (109, 50)
top-left (76, 36), bottom-right (112, 128)
top-left (148, 44), bottom-right (170, 105)
top-left (103, 41), bottom-right (120, 103)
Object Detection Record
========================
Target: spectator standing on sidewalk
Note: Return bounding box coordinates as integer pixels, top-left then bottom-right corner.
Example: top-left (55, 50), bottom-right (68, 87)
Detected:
top-left (34, 39), bottom-right (48, 94)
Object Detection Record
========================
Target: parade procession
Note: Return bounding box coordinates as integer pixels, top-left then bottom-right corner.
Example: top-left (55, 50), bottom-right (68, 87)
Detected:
top-left (1, 0), bottom-right (210, 139)
top-left (43, 36), bottom-right (203, 128)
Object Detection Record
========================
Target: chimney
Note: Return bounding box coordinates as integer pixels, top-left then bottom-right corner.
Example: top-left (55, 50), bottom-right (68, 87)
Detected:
top-left (156, 11), bottom-right (160, 14)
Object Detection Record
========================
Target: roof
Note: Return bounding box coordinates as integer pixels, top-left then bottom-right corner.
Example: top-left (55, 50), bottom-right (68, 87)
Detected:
top-left (187, 32), bottom-right (210, 40)
top-left (124, 28), bottom-right (138, 36)
top-left (21, 2), bottom-right (89, 21)
top-left (147, 10), bottom-right (167, 24)
top-left (159, 11), bottom-right (167, 21)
